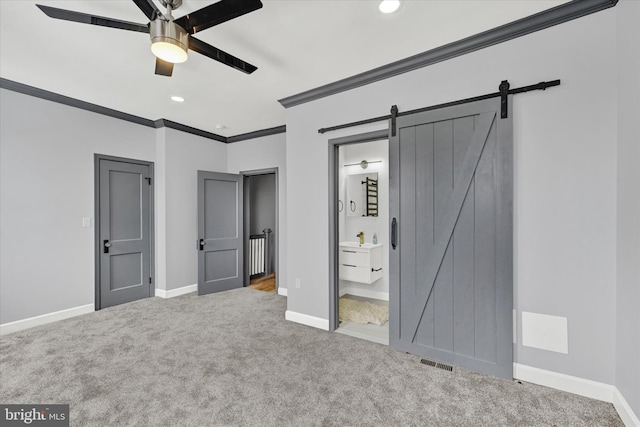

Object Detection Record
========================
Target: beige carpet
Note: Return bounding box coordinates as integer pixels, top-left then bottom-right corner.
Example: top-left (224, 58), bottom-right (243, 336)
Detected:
top-left (339, 297), bottom-right (389, 325)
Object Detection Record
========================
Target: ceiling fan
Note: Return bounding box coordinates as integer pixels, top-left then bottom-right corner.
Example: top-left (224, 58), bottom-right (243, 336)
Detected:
top-left (36, 0), bottom-right (263, 77)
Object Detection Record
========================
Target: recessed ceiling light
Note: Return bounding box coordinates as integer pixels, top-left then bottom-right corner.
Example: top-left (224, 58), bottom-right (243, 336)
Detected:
top-left (379, 0), bottom-right (401, 14)
top-left (215, 124), bottom-right (226, 130)
top-left (170, 96), bottom-right (185, 103)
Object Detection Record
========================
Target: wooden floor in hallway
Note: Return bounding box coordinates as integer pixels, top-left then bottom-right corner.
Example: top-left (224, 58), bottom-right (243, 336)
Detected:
top-left (249, 273), bottom-right (276, 293)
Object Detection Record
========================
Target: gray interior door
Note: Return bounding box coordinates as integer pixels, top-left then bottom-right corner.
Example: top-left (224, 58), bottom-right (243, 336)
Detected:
top-left (197, 171), bottom-right (244, 295)
top-left (389, 97), bottom-right (513, 379)
top-left (98, 158), bottom-right (152, 309)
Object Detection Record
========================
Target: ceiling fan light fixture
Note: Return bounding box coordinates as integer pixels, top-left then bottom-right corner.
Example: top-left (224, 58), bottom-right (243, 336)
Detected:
top-left (152, 41), bottom-right (188, 63)
top-left (150, 20), bottom-right (189, 64)
top-left (379, 0), bottom-right (401, 14)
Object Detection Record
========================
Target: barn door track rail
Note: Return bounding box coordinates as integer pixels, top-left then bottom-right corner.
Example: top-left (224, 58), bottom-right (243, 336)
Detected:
top-left (318, 79), bottom-right (561, 135)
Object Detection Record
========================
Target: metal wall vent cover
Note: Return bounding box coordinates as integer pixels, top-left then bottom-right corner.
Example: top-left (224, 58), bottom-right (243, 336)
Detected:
top-left (420, 358), bottom-right (454, 372)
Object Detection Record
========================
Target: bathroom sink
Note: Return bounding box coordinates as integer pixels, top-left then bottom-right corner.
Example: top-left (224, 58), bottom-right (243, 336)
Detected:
top-left (339, 241), bottom-right (382, 249)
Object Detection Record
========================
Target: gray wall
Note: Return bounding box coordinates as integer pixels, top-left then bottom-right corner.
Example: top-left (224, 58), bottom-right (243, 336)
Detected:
top-left (0, 95), bottom-right (287, 325)
top-left (249, 173), bottom-right (276, 273)
top-left (615, 0), bottom-right (640, 417)
top-left (161, 128), bottom-right (227, 291)
top-left (285, 8), bottom-right (618, 386)
top-left (0, 90), bottom-right (230, 321)
top-left (0, 88), bottom-right (157, 323)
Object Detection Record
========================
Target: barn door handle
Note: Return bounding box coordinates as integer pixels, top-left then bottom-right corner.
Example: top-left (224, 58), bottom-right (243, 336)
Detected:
top-left (198, 239), bottom-right (206, 250)
top-left (391, 218), bottom-right (397, 250)
top-left (103, 239), bottom-right (111, 254)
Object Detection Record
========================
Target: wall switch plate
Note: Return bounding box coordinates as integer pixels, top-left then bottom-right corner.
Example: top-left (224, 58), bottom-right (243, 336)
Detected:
top-left (82, 217), bottom-right (91, 228)
top-left (295, 278), bottom-right (301, 289)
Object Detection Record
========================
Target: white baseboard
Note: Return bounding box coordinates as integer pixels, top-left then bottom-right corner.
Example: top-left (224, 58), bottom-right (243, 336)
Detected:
top-left (0, 304), bottom-right (94, 336)
top-left (285, 310), bottom-right (329, 330)
top-left (514, 363), bottom-right (614, 402)
top-left (155, 284), bottom-right (197, 299)
top-left (340, 286), bottom-right (389, 301)
top-left (613, 387), bottom-right (640, 427)
top-left (514, 363), bottom-right (639, 426)
top-left (277, 287), bottom-right (288, 297)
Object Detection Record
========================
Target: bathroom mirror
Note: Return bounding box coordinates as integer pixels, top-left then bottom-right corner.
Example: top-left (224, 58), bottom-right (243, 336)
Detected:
top-left (346, 173), bottom-right (378, 217)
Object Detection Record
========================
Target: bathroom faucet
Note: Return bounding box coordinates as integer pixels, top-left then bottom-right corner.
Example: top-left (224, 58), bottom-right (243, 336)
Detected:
top-left (356, 231), bottom-right (364, 245)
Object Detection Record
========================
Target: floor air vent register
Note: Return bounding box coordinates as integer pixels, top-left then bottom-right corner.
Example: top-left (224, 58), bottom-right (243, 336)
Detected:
top-left (421, 358), bottom-right (454, 372)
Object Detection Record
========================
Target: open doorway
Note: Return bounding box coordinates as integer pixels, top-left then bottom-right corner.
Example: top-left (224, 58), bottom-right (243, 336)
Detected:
top-left (243, 169), bottom-right (278, 294)
top-left (332, 137), bottom-right (390, 345)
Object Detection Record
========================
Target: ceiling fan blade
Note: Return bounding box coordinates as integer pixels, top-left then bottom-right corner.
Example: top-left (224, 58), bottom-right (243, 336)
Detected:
top-left (155, 58), bottom-right (174, 77)
top-left (189, 36), bottom-right (257, 74)
top-left (36, 4), bottom-right (149, 33)
top-left (174, 0), bottom-right (262, 35)
top-left (132, 0), bottom-right (163, 21)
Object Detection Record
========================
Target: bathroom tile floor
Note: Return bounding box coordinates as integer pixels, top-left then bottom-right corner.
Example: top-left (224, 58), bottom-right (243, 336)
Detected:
top-left (336, 295), bottom-right (389, 345)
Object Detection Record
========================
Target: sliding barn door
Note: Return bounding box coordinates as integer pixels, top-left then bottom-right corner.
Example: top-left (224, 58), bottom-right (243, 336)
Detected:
top-left (389, 97), bottom-right (513, 379)
top-left (197, 171), bottom-right (244, 295)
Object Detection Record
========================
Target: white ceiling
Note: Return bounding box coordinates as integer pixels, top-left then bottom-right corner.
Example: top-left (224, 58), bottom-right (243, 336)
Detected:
top-left (0, 0), bottom-right (569, 137)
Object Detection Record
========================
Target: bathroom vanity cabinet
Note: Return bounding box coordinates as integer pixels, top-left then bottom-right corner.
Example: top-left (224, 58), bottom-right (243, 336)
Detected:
top-left (338, 242), bottom-right (383, 284)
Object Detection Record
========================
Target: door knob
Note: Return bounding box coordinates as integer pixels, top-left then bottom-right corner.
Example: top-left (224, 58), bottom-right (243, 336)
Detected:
top-left (103, 239), bottom-right (111, 253)
top-left (198, 239), bottom-right (206, 250)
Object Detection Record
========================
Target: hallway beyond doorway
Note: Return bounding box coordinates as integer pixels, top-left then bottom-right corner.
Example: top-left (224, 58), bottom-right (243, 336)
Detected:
top-left (249, 273), bottom-right (276, 293)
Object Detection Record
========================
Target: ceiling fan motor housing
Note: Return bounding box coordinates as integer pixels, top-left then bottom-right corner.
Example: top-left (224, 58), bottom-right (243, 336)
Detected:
top-left (160, 0), bottom-right (183, 10)
top-left (150, 19), bottom-right (189, 62)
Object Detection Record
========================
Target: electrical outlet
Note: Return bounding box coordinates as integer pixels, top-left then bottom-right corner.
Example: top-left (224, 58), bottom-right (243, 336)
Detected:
top-left (295, 278), bottom-right (301, 289)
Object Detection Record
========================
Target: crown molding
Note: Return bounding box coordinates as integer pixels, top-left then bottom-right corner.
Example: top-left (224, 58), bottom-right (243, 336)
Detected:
top-left (153, 119), bottom-right (227, 142)
top-left (1, 78), bottom-right (284, 143)
top-left (227, 125), bottom-right (286, 143)
top-left (0, 77), bottom-right (155, 128)
top-left (278, 0), bottom-right (618, 108)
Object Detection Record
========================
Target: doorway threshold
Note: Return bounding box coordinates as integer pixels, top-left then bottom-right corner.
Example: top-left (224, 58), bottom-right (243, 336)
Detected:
top-left (336, 321), bottom-right (389, 345)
